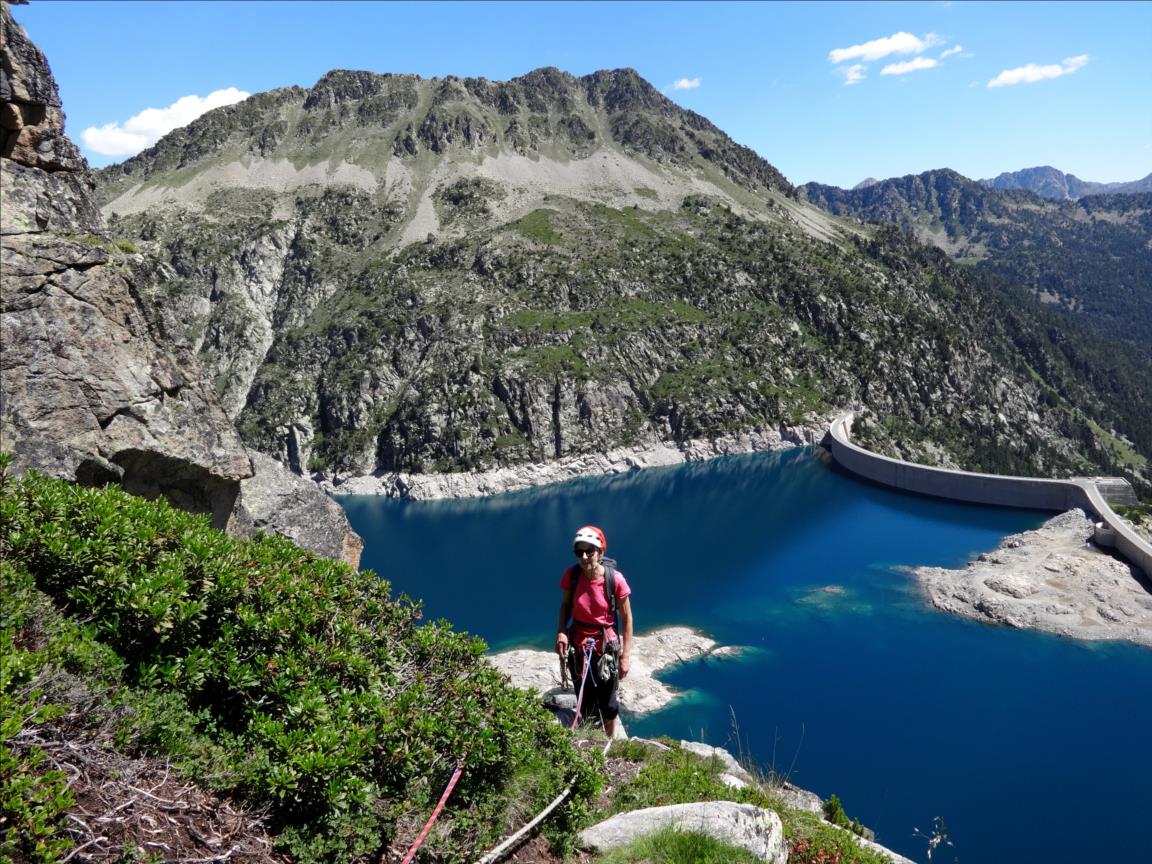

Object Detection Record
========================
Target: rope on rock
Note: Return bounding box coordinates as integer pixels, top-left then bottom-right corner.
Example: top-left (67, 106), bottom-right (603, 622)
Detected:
top-left (398, 759), bottom-right (465, 864)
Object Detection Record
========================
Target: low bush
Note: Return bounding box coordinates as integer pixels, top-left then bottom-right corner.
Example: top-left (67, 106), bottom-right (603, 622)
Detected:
top-left (0, 460), bottom-right (599, 862)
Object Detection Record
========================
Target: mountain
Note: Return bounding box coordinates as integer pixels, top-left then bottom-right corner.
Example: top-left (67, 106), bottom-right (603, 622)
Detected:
top-left (979, 165), bottom-right (1152, 200)
top-left (0, 3), bottom-right (362, 564)
top-left (799, 169), bottom-right (1152, 353)
top-left (92, 69), bottom-right (1151, 496)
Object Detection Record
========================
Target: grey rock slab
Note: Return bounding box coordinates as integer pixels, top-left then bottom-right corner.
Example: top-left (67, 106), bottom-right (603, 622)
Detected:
top-left (232, 450), bottom-right (364, 567)
top-left (679, 741), bottom-right (753, 784)
top-left (579, 801), bottom-right (786, 863)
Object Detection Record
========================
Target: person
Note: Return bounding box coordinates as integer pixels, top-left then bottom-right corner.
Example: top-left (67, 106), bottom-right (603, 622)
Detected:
top-left (555, 525), bottom-right (633, 738)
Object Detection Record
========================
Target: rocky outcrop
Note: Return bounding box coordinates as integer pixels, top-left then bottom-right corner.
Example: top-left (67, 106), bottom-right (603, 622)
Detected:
top-left (0, 3), bottom-right (361, 561)
top-left (579, 802), bottom-right (787, 863)
top-left (232, 450), bottom-right (363, 567)
top-left (1, 2), bottom-right (252, 527)
top-left (912, 509), bottom-right (1152, 647)
top-left (489, 626), bottom-right (744, 717)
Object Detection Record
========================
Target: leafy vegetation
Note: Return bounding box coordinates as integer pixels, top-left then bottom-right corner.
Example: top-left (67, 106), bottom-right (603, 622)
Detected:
top-left (0, 460), bottom-right (598, 862)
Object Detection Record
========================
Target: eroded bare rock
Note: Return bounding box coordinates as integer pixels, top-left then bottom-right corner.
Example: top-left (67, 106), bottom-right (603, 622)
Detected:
top-left (913, 509), bottom-right (1152, 647)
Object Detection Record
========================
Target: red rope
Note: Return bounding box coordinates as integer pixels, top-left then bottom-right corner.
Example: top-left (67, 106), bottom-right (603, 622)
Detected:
top-left (399, 760), bottom-right (465, 864)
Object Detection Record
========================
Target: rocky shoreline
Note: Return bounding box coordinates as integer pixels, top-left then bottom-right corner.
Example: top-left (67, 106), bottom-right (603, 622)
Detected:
top-left (912, 509), bottom-right (1152, 648)
top-left (489, 625), bottom-right (744, 717)
top-left (319, 418), bottom-right (832, 500)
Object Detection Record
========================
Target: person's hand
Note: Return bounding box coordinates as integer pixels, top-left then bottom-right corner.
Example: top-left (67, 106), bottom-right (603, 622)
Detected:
top-left (619, 654), bottom-right (630, 680)
top-left (556, 632), bottom-right (569, 657)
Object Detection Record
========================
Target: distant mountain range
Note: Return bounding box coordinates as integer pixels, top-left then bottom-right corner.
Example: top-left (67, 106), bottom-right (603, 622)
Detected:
top-left (800, 169), bottom-right (1152, 354)
top-left (978, 166), bottom-right (1152, 201)
top-left (91, 68), bottom-right (1151, 494)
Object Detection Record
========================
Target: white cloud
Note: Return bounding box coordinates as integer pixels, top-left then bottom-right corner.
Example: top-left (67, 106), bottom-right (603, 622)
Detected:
top-left (940, 45), bottom-right (963, 59)
top-left (881, 57), bottom-right (939, 76)
top-left (839, 64), bottom-right (867, 86)
top-left (829, 31), bottom-right (941, 64)
top-left (987, 55), bottom-right (1088, 88)
top-left (81, 87), bottom-right (250, 157)
top-left (672, 77), bottom-right (701, 90)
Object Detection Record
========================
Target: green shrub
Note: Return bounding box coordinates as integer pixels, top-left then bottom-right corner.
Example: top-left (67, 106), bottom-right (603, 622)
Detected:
top-left (0, 463), bottom-right (599, 862)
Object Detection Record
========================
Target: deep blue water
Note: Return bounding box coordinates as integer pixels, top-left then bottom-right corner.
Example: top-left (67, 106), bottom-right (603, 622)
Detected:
top-left (342, 448), bottom-right (1152, 864)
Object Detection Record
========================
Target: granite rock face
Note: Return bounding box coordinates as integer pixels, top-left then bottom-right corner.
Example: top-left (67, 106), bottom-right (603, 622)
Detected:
top-left (1, 4), bottom-right (252, 527)
top-left (232, 450), bottom-right (363, 567)
top-left (0, 3), bottom-right (361, 563)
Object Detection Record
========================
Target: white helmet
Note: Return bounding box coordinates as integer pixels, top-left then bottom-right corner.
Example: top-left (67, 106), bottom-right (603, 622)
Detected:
top-left (572, 525), bottom-right (606, 552)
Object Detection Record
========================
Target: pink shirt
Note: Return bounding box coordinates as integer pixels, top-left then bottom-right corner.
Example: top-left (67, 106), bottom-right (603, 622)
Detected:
top-left (561, 565), bottom-right (631, 627)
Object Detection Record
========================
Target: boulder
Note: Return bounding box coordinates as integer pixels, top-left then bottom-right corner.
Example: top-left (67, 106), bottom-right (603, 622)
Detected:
top-left (232, 450), bottom-right (364, 567)
top-left (579, 801), bottom-right (786, 863)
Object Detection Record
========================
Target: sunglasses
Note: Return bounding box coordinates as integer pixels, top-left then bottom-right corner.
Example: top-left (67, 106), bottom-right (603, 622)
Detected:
top-left (574, 546), bottom-right (599, 557)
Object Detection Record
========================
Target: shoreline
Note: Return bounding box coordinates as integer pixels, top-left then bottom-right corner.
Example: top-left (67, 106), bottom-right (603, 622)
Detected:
top-left (911, 509), bottom-right (1152, 648)
top-left (489, 625), bottom-right (745, 717)
top-left (317, 415), bottom-right (834, 500)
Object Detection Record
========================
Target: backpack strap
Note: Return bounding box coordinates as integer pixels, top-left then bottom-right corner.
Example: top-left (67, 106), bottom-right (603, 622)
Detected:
top-left (602, 559), bottom-right (618, 627)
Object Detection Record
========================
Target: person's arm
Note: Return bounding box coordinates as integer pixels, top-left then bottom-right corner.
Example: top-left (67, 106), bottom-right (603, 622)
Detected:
top-left (618, 595), bottom-right (633, 679)
top-left (556, 586), bottom-right (573, 657)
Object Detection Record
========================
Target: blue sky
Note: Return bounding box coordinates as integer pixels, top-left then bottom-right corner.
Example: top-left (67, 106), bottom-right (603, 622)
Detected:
top-left (12, 0), bottom-right (1151, 188)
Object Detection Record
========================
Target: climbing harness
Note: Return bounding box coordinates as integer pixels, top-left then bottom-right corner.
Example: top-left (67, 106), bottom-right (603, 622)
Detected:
top-left (569, 637), bottom-right (596, 730)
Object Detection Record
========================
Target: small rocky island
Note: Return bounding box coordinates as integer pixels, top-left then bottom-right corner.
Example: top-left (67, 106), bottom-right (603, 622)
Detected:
top-left (912, 509), bottom-right (1152, 647)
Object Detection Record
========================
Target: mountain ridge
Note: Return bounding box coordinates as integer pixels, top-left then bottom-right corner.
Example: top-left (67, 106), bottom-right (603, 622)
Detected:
top-left (798, 169), bottom-right (1152, 352)
top-left (88, 65), bottom-right (1151, 498)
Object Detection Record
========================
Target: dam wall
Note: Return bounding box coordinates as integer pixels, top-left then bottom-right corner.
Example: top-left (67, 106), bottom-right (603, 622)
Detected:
top-left (825, 415), bottom-right (1152, 579)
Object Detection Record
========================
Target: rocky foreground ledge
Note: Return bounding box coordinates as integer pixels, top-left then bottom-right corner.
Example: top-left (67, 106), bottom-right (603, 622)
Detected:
top-left (320, 420), bottom-right (830, 500)
top-left (913, 509), bottom-right (1152, 648)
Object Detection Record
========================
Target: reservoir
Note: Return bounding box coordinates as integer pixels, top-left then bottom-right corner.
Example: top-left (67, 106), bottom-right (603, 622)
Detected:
top-left (342, 447), bottom-right (1152, 863)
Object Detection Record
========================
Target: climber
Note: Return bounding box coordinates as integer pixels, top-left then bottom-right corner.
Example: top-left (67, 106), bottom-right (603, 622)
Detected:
top-left (555, 525), bottom-right (633, 738)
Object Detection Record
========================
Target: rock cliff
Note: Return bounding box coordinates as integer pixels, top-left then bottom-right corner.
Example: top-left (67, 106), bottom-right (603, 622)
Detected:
top-left (0, 2), bottom-right (361, 564)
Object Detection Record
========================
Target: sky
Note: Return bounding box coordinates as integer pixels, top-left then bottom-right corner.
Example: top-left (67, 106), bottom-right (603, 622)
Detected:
top-left (10, 0), bottom-right (1151, 189)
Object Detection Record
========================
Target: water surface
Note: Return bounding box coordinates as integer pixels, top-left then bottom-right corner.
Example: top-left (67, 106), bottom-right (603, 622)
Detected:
top-left (342, 448), bottom-right (1152, 863)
